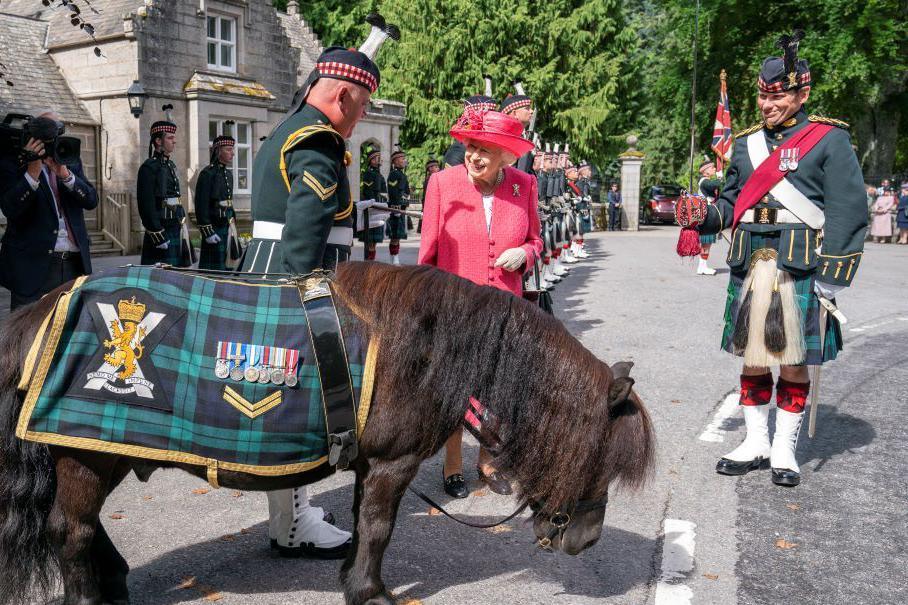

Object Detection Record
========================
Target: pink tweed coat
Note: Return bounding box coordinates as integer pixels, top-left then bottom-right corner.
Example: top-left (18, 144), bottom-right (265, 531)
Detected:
top-left (418, 164), bottom-right (543, 296)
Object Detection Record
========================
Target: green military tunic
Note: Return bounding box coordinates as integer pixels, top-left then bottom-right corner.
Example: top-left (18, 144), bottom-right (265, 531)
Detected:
top-left (194, 160), bottom-right (235, 270)
top-left (358, 165), bottom-right (387, 244)
top-left (137, 152), bottom-right (189, 267)
top-left (699, 109), bottom-right (868, 365)
top-left (240, 104), bottom-right (353, 274)
top-left (385, 165), bottom-right (410, 240)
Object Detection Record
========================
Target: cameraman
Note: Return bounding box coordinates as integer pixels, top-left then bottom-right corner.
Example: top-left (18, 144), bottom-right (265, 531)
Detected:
top-left (0, 111), bottom-right (97, 310)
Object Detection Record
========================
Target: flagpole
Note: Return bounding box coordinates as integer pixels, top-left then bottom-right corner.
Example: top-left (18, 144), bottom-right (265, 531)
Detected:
top-left (687, 0), bottom-right (701, 193)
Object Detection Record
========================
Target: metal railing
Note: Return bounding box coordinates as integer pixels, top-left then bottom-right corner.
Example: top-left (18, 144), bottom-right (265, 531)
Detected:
top-left (101, 192), bottom-right (131, 255)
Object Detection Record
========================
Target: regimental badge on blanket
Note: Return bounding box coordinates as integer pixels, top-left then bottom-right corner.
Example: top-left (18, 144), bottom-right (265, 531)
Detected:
top-left (215, 341), bottom-right (302, 387)
top-left (69, 289), bottom-right (182, 411)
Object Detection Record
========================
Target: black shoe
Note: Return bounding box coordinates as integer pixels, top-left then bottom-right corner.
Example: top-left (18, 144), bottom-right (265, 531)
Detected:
top-left (476, 466), bottom-right (513, 495)
top-left (443, 472), bottom-right (469, 498)
top-left (270, 537), bottom-right (352, 559)
top-left (771, 467), bottom-right (801, 487)
top-left (715, 456), bottom-right (769, 476)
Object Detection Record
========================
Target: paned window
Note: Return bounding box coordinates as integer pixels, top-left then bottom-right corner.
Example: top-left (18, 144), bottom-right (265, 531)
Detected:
top-left (206, 15), bottom-right (236, 71)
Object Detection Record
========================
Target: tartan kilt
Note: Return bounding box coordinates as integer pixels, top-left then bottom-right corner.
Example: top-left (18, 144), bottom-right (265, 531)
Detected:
top-left (198, 223), bottom-right (230, 270)
top-left (140, 224), bottom-right (187, 267)
top-left (385, 213), bottom-right (408, 240)
top-left (720, 233), bottom-right (842, 366)
top-left (699, 233), bottom-right (717, 245)
top-left (357, 225), bottom-right (385, 244)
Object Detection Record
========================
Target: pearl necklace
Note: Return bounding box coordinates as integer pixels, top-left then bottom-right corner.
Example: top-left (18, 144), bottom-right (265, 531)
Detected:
top-left (474, 169), bottom-right (504, 196)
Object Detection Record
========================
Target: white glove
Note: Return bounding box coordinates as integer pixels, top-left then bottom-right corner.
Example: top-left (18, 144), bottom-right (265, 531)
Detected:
top-left (814, 281), bottom-right (844, 299)
top-left (205, 233), bottom-right (221, 245)
top-left (494, 247), bottom-right (527, 272)
top-left (156, 241), bottom-right (169, 250)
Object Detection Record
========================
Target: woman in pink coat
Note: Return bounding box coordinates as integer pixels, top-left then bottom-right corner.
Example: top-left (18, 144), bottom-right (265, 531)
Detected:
top-left (418, 108), bottom-right (542, 497)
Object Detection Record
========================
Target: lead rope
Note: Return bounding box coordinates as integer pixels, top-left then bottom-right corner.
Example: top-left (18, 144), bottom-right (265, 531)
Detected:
top-left (406, 485), bottom-right (530, 529)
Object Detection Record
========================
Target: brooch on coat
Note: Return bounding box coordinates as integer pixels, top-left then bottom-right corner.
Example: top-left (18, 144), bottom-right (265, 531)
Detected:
top-left (513, 184), bottom-right (520, 197)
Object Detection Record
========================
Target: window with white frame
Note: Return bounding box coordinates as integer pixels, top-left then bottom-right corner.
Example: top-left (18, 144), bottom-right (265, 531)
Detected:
top-left (206, 15), bottom-right (236, 71)
top-left (208, 119), bottom-right (252, 194)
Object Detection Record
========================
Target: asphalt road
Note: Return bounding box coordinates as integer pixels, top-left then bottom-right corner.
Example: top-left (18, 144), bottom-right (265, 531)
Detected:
top-left (5, 228), bottom-right (906, 604)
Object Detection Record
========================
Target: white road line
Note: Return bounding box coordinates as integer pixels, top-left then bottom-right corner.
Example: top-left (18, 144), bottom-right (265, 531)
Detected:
top-left (698, 393), bottom-right (740, 443)
top-left (849, 316), bottom-right (908, 333)
top-left (655, 519), bottom-right (697, 605)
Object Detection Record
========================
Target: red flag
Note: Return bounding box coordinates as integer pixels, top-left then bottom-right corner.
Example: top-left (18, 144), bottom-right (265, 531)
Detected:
top-left (711, 70), bottom-right (733, 172)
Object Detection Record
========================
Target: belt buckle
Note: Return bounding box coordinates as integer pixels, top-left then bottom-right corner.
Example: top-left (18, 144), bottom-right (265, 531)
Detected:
top-left (756, 208), bottom-right (777, 224)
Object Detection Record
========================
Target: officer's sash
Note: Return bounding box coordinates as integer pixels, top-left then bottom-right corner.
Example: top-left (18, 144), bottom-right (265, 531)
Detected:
top-left (733, 123), bottom-right (834, 229)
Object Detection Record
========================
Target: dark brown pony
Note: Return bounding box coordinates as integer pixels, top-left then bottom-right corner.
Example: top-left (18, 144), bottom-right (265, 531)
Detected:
top-left (0, 262), bottom-right (654, 605)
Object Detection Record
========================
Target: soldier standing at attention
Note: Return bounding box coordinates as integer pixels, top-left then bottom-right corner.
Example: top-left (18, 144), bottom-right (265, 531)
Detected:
top-left (443, 75), bottom-right (497, 168)
top-left (695, 159), bottom-right (722, 275)
top-left (386, 147), bottom-right (410, 265)
top-left (358, 149), bottom-right (387, 261)
top-left (137, 116), bottom-right (191, 267)
top-left (678, 31), bottom-right (867, 487)
top-left (499, 81), bottom-right (536, 174)
top-left (239, 14), bottom-right (398, 557)
top-left (194, 134), bottom-right (238, 270)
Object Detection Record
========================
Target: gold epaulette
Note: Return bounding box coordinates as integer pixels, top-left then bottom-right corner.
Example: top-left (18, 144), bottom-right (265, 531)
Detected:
top-left (734, 122), bottom-right (764, 138)
top-left (279, 124), bottom-right (344, 192)
top-left (808, 115), bottom-right (849, 129)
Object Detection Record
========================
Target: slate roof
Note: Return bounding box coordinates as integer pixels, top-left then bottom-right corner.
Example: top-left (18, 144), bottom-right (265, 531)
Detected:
top-left (0, 0), bottom-right (140, 48)
top-left (0, 12), bottom-right (95, 124)
top-left (276, 11), bottom-right (322, 73)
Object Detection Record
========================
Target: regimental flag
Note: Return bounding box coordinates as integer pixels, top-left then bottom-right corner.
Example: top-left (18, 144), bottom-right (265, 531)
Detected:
top-left (711, 69), bottom-right (733, 172)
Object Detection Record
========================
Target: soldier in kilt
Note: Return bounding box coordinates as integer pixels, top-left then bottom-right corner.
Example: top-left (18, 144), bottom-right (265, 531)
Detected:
top-left (696, 159), bottom-right (722, 275)
top-left (679, 31), bottom-right (868, 487)
top-left (194, 135), bottom-right (238, 270)
top-left (137, 119), bottom-right (191, 267)
top-left (385, 147), bottom-right (409, 265)
top-left (357, 149), bottom-right (386, 260)
top-left (239, 16), bottom-right (398, 557)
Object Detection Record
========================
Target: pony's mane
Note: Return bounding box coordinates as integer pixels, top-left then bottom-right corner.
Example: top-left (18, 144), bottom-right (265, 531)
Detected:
top-left (333, 262), bottom-right (653, 513)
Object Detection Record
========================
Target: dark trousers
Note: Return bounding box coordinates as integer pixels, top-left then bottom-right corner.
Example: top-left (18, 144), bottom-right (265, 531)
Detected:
top-left (10, 253), bottom-right (84, 310)
top-left (608, 205), bottom-right (622, 231)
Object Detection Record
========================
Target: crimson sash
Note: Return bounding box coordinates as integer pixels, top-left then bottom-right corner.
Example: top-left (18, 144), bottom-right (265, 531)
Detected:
top-left (732, 122), bottom-right (834, 227)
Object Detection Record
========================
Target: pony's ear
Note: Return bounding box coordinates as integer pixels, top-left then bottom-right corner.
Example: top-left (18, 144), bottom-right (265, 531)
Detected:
top-left (611, 361), bottom-right (634, 380)
top-left (607, 377), bottom-right (636, 414)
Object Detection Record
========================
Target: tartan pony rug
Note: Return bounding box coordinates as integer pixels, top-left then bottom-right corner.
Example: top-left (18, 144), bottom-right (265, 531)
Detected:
top-left (15, 266), bottom-right (376, 484)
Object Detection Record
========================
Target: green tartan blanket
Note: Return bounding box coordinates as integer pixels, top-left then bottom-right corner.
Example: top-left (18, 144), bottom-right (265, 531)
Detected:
top-left (16, 266), bottom-right (374, 478)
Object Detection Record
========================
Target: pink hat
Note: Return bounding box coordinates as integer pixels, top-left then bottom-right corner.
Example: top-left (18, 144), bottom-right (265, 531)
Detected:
top-left (449, 109), bottom-right (535, 159)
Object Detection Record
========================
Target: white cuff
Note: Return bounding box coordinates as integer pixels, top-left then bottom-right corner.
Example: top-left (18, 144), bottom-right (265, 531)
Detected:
top-left (62, 173), bottom-right (76, 190)
top-left (24, 172), bottom-right (40, 190)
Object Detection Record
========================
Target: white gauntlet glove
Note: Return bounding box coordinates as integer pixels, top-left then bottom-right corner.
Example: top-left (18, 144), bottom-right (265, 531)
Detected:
top-left (814, 282), bottom-right (844, 299)
top-left (205, 233), bottom-right (221, 245)
top-left (494, 247), bottom-right (527, 272)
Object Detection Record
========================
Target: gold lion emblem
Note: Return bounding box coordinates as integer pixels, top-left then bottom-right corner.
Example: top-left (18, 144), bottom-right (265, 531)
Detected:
top-left (102, 297), bottom-right (147, 380)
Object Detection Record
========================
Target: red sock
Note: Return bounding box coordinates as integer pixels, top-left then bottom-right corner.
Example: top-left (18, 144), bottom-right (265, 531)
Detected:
top-left (389, 243), bottom-right (400, 256)
top-left (367, 249), bottom-right (377, 261)
top-left (552, 249), bottom-right (561, 258)
top-left (700, 252), bottom-right (710, 260)
top-left (776, 378), bottom-right (810, 413)
top-left (740, 373), bottom-right (773, 406)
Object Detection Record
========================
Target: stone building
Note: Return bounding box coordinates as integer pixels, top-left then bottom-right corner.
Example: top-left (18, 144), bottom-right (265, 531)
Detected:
top-left (0, 0), bottom-right (405, 253)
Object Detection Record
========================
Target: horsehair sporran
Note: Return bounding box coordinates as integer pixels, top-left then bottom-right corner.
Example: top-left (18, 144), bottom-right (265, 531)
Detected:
top-left (333, 262), bottom-right (655, 514)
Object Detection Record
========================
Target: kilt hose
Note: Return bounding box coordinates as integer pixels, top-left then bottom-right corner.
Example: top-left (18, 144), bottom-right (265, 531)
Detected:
top-left (720, 232), bottom-right (842, 366)
top-left (199, 223), bottom-right (230, 270)
top-left (385, 213), bottom-right (408, 240)
top-left (140, 223), bottom-right (187, 267)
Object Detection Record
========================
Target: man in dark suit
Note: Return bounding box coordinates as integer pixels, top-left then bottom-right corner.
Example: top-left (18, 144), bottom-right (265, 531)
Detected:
top-left (0, 112), bottom-right (97, 310)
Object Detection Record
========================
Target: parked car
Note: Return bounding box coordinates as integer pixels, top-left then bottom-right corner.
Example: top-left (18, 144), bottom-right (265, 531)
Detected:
top-left (641, 184), bottom-right (683, 224)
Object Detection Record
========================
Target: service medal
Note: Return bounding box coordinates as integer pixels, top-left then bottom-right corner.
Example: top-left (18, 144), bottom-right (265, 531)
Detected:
top-left (270, 368), bottom-right (285, 385)
top-left (215, 359), bottom-right (229, 379)
top-left (257, 365), bottom-right (271, 384)
top-left (244, 366), bottom-right (259, 382)
top-left (230, 366), bottom-right (244, 381)
top-left (284, 371), bottom-right (298, 387)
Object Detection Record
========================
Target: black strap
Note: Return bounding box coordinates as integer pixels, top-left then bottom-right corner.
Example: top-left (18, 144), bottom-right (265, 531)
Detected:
top-left (406, 485), bottom-right (529, 529)
top-left (302, 288), bottom-right (359, 469)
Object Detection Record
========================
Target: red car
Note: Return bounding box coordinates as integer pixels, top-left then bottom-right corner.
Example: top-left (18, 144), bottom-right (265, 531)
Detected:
top-left (641, 185), bottom-right (683, 224)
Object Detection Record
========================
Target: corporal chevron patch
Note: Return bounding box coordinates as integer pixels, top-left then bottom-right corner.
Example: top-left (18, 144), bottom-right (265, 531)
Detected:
top-left (302, 171), bottom-right (337, 201)
top-left (223, 385), bottom-right (283, 419)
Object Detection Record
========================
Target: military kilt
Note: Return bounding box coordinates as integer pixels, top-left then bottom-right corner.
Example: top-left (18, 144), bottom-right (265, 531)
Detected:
top-left (199, 223), bottom-right (231, 270)
top-left (385, 213), bottom-right (408, 240)
top-left (357, 225), bottom-right (385, 245)
top-left (720, 232), bottom-right (842, 366)
top-left (699, 233), bottom-right (717, 245)
top-left (140, 224), bottom-right (186, 267)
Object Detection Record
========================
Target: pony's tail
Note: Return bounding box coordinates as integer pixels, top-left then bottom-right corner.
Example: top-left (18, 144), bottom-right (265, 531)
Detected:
top-left (0, 309), bottom-right (58, 605)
